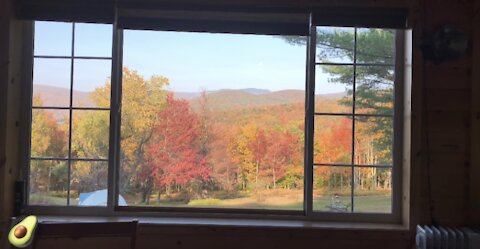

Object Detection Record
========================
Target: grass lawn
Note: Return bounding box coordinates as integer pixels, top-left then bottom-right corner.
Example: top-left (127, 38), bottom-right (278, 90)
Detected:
top-left (30, 189), bottom-right (391, 213)
top-left (30, 193), bottom-right (78, 206)
top-left (130, 189), bottom-right (392, 213)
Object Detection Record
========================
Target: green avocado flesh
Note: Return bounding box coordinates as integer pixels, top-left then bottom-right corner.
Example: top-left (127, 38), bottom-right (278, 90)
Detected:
top-left (8, 215), bottom-right (38, 248)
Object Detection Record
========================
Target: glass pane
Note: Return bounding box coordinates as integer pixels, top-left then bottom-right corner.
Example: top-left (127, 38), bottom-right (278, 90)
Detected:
top-left (356, 28), bottom-right (395, 65)
top-left (119, 30), bottom-right (305, 210)
top-left (74, 23), bottom-right (113, 57)
top-left (29, 160), bottom-right (68, 205)
top-left (31, 109), bottom-right (69, 158)
top-left (33, 58), bottom-right (71, 107)
top-left (315, 65), bottom-right (353, 114)
top-left (355, 66), bottom-right (394, 115)
top-left (316, 27), bottom-right (354, 63)
top-left (355, 117), bottom-right (393, 166)
top-left (73, 59), bottom-right (111, 108)
top-left (34, 21), bottom-right (72, 56)
top-left (313, 166), bottom-right (352, 212)
top-left (70, 161), bottom-right (108, 206)
top-left (354, 167), bottom-right (392, 213)
top-left (71, 110), bottom-right (110, 159)
top-left (314, 115), bottom-right (352, 165)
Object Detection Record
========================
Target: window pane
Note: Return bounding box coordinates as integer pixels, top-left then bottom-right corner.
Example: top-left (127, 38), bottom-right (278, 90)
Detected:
top-left (354, 167), bottom-right (392, 213)
top-left (73, 59), bottom-right (111, 108)
top-left (119, 30), bottom-right (305, 210)
top-left (355, 66), bottom-right (394, 115)
top-left (354, 117), bottom-right (393, 166)
top-left (34, 21), bottom-right (72, 56)
top-left (315, 65), bottom-right (353, 114)
top-left (29, 160), bottom-right (68, 205)
top-left (70, 161), bottom-right (108, 206)
top-left (356, 28), bottom-right (395, 65)
top-left (71, 110), bottom-right (110, 159)
top-left (31, 109), bottom-right (69, 158)
top-left (33, 58), bottom-right (71, 107)
top-left (74, 23), bottom-right (113, 57)
top-left (313, 166), bottom-right (352, 212)
top-left (316, 27), bottom-right (354, 63)
top-left (314, 115), bottom-right (352, 165)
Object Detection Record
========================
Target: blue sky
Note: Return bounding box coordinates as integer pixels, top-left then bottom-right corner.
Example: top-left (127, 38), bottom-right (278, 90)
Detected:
top-left (33, 21), bottom-right (345, 94)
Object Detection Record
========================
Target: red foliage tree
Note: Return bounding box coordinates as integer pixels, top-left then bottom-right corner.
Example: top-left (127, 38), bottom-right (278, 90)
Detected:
top-left (263, 130), bottom-right (299, 188)
top-left (145, 94), bottom-right (210, 195)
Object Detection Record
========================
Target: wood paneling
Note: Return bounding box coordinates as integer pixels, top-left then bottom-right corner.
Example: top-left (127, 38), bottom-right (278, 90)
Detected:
top-left (0, 0), bottom-right (12, 224)
top-left (135, 224), bottom-right (412, 249)
top-left (0, 0), bottom-right (478, 247)
top-left (469, 0), bottom-right (480, 226)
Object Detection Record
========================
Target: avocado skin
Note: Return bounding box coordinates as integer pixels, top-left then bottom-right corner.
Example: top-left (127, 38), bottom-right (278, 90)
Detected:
top-left (8, 215), bottom-right (38, 248)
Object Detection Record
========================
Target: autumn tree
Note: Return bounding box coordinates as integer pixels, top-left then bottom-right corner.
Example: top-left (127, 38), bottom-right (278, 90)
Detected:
top-left (283, 28), bottom-right (395, 165)
top-left (145, 94), bottom-right (211, 202)
top-left (263, 130), bottom-right (299, 189)
top-left (230, 124), bottom-right (268, 190)
top-left (30, 96), bottom-right (68, 195)
top-left (91, 67), bottom-right (170, 201)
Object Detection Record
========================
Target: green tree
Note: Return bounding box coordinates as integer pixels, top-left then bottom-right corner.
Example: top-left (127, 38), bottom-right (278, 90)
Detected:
top-left (283, 28), bottom-right (395, 164)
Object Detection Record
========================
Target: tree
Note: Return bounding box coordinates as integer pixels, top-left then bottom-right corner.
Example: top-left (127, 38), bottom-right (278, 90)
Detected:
top-left (264, 130), bottom-right (299, 189)
top-left (30, 97), bottom-right (68, 195)
top-left (91, 67), bottom-right (170, 202)
top-left (283, 28), bottom-right (395, 165)
top-left (144, 94), bottom-right (211, 201)
top-left (230, 124), bottom-right (268, 190)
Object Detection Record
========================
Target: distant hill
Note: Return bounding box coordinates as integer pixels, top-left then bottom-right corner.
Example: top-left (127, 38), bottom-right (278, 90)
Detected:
top-left (222, 88), bottom-right (271, 95)
top-left (33, 84), bottom-right (345, 113)
top-left (189, 89), bottom-right (304, 110)
top-left (33, 84), bottom-right (93, 107)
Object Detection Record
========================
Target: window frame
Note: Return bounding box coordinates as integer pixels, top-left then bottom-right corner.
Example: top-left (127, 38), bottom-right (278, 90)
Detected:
top-left (22, 14), bottom-right (406, 224)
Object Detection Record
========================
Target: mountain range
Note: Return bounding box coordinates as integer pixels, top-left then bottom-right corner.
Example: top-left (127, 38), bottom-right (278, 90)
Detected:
top-left (33, 84), bottom-right (344, 111)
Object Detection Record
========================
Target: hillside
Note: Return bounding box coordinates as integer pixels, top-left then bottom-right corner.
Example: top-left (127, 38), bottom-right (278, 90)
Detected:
top-left (33, 84), bottom-right (93, 107)
top-left (33, 84), bottom-right (345, 113)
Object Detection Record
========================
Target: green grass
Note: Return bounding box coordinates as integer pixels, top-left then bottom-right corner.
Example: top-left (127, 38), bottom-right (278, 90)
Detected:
top-left (188, 198), bottom-right (223, 206)
top-left (30, 190), bottom-right (392, 213)
top-left (129, 189), bottom-right (391, 213)
top-left (29, 193), bottom-right (78, 205)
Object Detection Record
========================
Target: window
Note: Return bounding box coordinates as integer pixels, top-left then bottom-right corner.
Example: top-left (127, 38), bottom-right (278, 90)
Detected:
top-left (25, 15), bottom-right (406, 222)
top-left (29, 21), bottom-right (113, 206)
top-left (311, 27), bottom-right (398, 214)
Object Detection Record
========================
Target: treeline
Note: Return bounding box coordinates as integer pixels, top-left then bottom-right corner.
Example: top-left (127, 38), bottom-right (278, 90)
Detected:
top-left (30, 67), bottom-right (392, 205)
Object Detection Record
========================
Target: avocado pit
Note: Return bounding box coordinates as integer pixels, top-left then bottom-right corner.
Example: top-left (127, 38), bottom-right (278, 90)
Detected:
top-left (14, 225), bottom-right (27, 239)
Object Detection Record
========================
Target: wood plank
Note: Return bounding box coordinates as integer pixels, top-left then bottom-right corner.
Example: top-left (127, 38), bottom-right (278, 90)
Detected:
top-left (425, 64), bottom-right (471, 89)
top-left (426, 89), bottom-right (470, 111)
top-left (469, 0), bottom-right (480, 226)
top-left (0, 0), bottom-right (12, 222)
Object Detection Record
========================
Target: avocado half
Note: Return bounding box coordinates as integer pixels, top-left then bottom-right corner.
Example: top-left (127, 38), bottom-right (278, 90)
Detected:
top-left (8, 215), bottom-right (38, 248)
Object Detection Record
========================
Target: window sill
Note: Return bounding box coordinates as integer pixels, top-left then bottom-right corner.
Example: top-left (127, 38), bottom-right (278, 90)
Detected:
top-left (35, 215), bottom-right (409, 231)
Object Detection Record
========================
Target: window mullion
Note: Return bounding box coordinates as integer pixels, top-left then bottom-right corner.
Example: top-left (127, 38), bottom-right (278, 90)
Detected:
top-left (66, 22), bottom-right (76, 206)
top-left (107, 17), bottom-right (123, 211)
top-left (350, 28), bottom-right (358, 213)
top-left (304, 13), bottom-right (316, 217)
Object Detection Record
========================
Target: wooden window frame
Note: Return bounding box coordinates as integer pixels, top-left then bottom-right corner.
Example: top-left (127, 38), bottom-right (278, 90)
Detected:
top-left (21, 13), bottom-right (409, 224)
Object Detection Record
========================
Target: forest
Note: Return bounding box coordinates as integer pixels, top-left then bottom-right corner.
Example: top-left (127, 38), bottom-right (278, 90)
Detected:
top-left (30, 27), bottom-right (395, 213)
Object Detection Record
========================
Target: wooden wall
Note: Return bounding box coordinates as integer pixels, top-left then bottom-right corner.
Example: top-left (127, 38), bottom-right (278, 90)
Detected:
top-left (469, 0), bottom-right (480, 227)
top-left (0, 0), bottom-right (14, 243)
top-left (418, 0), bottom-right (475, 226)
top-left (1, 0), bottom-right (479, 248)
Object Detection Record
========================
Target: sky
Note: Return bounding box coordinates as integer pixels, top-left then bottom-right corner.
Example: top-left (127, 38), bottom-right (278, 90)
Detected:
top-left (33, 21), bottom-right (346, 94)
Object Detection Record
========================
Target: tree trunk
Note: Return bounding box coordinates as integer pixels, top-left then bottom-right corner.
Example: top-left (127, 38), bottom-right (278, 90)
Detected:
top-left (255, 161), bottom-right (259, 190)
top-left (47, 165), bottom-right (51, 192)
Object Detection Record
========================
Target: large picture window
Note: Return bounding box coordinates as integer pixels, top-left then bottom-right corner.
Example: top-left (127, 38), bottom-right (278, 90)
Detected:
top-left (26, 15), bottom-right (406, 222)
